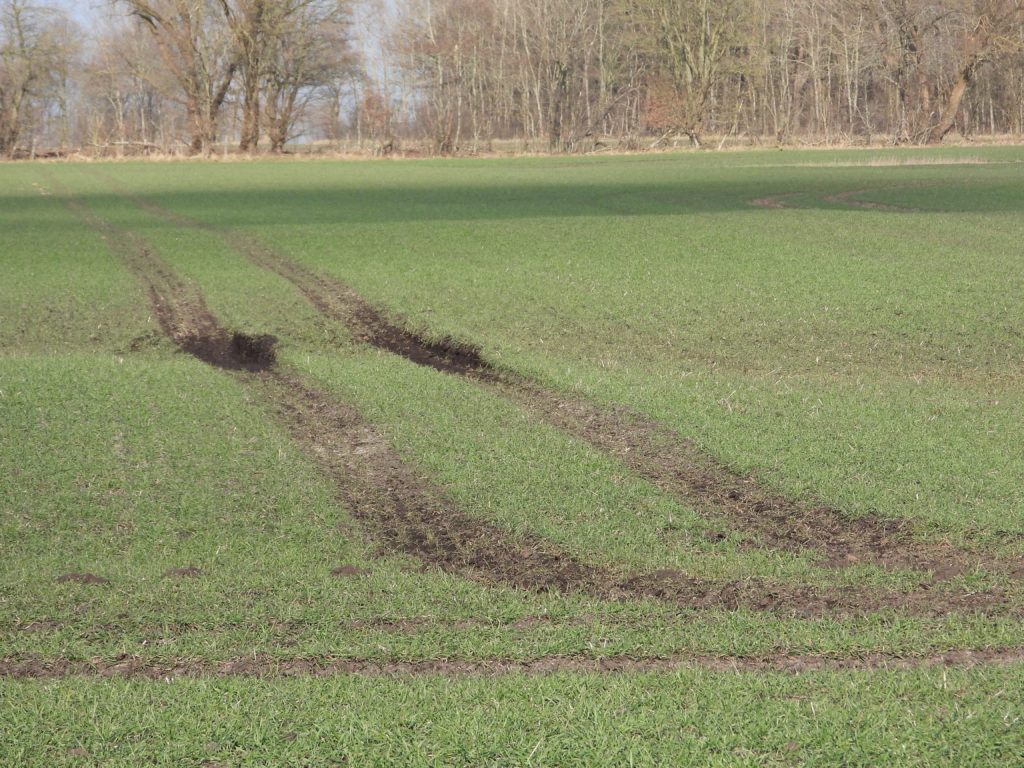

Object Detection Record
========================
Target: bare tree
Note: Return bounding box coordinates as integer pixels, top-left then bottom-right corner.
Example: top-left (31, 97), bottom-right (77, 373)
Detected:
top-left (114, 0), bottom-right (237, 154)
top-left (81, 19), bottom-right (173, 154)
top-left (926, 0), bottom-right (1024, 143)
top-left (261, 3), bottom-right (353, 151)
top-left (0, 0), bottom-right (74, 156)
top-left (620, 0), bottom-right (749, 147)
top-left (226, 0), bottom-right (349, 151)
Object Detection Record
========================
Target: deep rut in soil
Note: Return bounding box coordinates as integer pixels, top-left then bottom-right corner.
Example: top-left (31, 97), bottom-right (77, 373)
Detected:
top-left (222, 229), bottom-right (1010, 581)
top-left (3, 647), bottom-right (1023, 680)
top-left (93, 175), bottom-right (1024, 579)
top-left (85, 171), bottom-right (980, 577)
top-left (54, 183), bottom-right (1021, 619)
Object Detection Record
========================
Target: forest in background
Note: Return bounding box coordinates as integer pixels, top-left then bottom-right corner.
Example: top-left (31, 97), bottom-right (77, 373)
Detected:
top-left (2, 0), bottom-right (1023, 157)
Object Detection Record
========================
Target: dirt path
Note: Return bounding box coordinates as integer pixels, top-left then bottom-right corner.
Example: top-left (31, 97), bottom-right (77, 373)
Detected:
top-left (3, 646), bottom-right (1023, 679)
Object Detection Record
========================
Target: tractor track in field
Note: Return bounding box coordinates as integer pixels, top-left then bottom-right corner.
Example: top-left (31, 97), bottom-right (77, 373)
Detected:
top-left (3, 647), bottom-right (1023, 680)
top-left (50, 181), bottom-right (1024, 620)
top-left (90, 174), bottom-right (1024, 582)
top-left (125, 196), bottom-right (1021, 584)
top-left (749, 187), bottom-right (920, 212)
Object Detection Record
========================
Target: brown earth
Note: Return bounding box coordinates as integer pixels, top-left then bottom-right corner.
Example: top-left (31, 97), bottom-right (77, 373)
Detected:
top-left (48, 176), bottom-right (1023, 621)
top-left (220, 229), bottom-right (1014, 581)
top-left (3, 647), bottom-right (1023, 680)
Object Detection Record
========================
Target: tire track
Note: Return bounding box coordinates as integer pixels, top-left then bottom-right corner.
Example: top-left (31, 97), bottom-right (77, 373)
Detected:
top-left (96, 174), bottom-right (1023, 579)
top-left (222, 228), bottom-right (1005, 582)
top-left (50, 177), bottom-right (1023, 618)
top-left (3, 647), bottom-right (1022, 679)
top-left (88, 174), bottom-right (945, 573)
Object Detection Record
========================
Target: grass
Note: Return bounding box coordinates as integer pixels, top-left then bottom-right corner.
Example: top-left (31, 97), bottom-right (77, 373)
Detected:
top-left (2, 147), bottom-right (1023, 765)
top-left (3, 666), bottom-right (1023, 767)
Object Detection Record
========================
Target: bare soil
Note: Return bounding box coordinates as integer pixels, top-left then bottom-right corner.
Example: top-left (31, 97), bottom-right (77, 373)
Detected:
top-left (3, 647), bottom-right (1023, 680)
top-left (44, 176), bottom-right (1023, 630)
top-left (222, 231), bottom-right (1016, 581)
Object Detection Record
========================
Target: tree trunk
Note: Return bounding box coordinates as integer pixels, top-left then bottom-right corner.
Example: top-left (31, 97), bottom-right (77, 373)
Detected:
top-left (926, 55), bottom-right (979, 144)
top-left (239, 77), bottom-right (260, 151)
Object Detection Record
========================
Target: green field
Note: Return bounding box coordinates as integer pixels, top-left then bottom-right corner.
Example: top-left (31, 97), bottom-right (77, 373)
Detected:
top-left (2, 147), bottom-right (1023, 765)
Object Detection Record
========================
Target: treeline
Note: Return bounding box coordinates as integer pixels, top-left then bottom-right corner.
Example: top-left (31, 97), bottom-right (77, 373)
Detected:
top-left (2, 0), bottom-right (1023, 157)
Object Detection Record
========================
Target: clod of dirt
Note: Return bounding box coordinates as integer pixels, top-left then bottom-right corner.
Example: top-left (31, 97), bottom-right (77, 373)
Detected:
top-left (55, 573), bottom-right (109, 585)
top-left (230, 332), bottom-right (277, 368)
top-left (180, 331), bottom-right (277, 371)
top-left (66, 748), bottom-right (89, 758)
top-left (164, 567), bottom-right (202, 579)
top-left (331, 564), bottom-right (371, 577)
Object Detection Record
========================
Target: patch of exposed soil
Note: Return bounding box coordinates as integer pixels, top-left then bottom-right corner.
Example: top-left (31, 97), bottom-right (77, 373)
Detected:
top-left (223, 241), bottom-right (1003, 580)
top-left (55, 573), bottom-right (109, 585)
top-left (179, 330), bottom-right (277, 371)
top-left (3, 647), bottom-right (1023, 680)
top-left (254, 371), bottom-right (611, 596)
top-left (54, 190), bottom-right (275, 372)
top-left (254, 371), bottom-right (1018, 617)
top-left (63, 180), bottom-right (1021, 618)
top-left (237, 235), bottom-right (499, 381)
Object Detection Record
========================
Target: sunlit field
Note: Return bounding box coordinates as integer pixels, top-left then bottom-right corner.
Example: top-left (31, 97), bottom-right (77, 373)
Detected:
top-left (2, 147), bottom-right (1023, 766)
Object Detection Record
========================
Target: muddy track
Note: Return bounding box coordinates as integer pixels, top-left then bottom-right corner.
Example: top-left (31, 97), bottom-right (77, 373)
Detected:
top-left (217, 229), bottom-right (1009, 580)
top-left (235, 370), bottom-right (1023, 618)
top-left (750, 187), bottom-right (920, 212)
top-left (55, 195), bottom-right (273, 372)
top-left (52, 181), bottom-right (1024, 618)
top-left (85, 174), bottom-right (1023, 579)
top-left (251, 370), bottom-right (615, 595)
top-left (3, 647), bottom-right (1023, 680)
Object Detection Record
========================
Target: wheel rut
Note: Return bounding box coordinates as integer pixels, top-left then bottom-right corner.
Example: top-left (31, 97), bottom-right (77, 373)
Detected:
top-left (220, 224), bottom-right (1012, 583)
top-left (3, 647), bottom-right (1023, 680)
top-left (52, 180), bottom-right (1023, 620)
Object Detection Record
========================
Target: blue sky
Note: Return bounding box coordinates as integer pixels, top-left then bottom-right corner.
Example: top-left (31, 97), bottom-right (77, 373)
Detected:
top-left (51, 0), bottom-right (106, 27)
